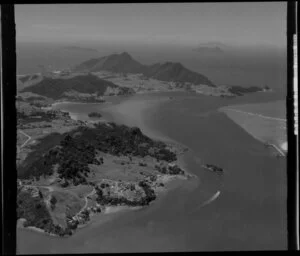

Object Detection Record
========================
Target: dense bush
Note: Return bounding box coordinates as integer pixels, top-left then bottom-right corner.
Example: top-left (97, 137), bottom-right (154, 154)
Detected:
top-left (228, 85), bottom-right (262, 96)
top-left (88, 112), bottom-right (102, 118)
top-left (17, 190), bottom-right (53, 230)
top-left (95, 180), bottom-right (156, 207)
top-left (50, 195), bottom-right (57, 210)
top-left (21, 74), bottom-right (133, 100)
top-left (18, 122), bottom-right (177, 185)
top-left (17, 109), bottom-right (63, 125)
top-left (168, 165), bottom-right (184, 175)
top-left (17, 190), bottom-right (74, 236)
top-left (18, 133), bottom-right (65, 179)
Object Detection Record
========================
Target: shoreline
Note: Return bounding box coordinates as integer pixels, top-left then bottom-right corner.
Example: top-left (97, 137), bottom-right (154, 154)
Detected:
top-left (17, 169), bottom-right (191, 238)
top-left (267, 143), bottom-right (286, 157)
top-left (51, 100), bottom-right (111, 108)
top-left (17, 219), bottom-right (58, 237)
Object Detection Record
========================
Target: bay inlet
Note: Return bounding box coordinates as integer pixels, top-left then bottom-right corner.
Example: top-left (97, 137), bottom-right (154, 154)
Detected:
top-left (17, 91), bottom-right (287, 253)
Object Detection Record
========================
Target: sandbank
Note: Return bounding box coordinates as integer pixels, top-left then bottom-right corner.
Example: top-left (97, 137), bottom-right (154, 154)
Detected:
top-left (220, 102), bottom-right (287, 156)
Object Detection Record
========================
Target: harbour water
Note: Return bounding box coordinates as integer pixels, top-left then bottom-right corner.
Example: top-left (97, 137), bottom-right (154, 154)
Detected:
top-left (17, 91), bottom-right (287, 253)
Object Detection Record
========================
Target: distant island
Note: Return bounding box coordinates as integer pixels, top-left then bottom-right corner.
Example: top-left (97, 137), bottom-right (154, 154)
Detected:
top-left (227, 85), bottom-right (265, 96)
top-left (192, 42), bottom-right (228, 54)
top-left (193, 46), bottom-right (224, 55)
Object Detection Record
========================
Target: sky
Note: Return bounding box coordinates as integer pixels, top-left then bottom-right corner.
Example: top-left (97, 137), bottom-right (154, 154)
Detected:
top-left (15, 3), bottom-right (286, 48)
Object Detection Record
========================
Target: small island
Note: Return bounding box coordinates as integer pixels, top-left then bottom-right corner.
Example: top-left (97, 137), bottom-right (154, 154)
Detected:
top-left (202, 164), bottom-right (224, 174)
top-left (88, 112), bottom-right (102, 118)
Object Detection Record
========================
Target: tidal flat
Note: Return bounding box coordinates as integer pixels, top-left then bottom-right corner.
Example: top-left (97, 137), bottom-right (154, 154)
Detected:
top-left (220, 100), bottom-right (287, 156)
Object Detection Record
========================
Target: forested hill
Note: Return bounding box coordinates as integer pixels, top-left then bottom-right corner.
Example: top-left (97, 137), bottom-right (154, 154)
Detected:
top-left (73, 52), bottom-right (216, 87)
top-left (143, 62), bottom-right (215, 87)
top-left (73, 52), bottom-right (145, 74)
top-left (21, 73), bottom-right (133, 100)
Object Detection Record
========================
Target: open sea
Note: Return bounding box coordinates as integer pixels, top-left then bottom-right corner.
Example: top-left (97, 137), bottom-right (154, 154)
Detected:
top-left (17, 90), bottom-right (287, 253)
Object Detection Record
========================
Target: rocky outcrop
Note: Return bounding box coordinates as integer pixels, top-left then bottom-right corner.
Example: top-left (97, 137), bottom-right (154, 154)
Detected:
top-left (202, 164), bottom-right (223, 174)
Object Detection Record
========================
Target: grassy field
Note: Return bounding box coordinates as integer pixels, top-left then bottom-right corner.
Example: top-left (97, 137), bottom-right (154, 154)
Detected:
top-left (44, 189), bottom-right (85, 228)
top-left (88, 153), bottom-right (161, 183)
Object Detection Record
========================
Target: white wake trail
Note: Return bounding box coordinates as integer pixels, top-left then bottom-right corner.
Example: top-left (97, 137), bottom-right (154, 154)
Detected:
top-left (198, 191), bottom-right (221, 208)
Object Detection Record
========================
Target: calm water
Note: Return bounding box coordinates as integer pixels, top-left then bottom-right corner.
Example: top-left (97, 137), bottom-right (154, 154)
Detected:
top-left (17, 92), bottom-right (287, 253)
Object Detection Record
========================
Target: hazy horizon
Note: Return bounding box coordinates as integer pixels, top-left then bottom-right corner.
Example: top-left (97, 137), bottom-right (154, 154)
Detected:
top-left (15, 3), bottom-right (286, 50)
top-left (15, 3), bottom-right (287, 92)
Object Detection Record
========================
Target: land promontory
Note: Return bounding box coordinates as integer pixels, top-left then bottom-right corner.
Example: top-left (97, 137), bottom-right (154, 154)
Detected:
top-left (17, 98), bottom-right (191, 237)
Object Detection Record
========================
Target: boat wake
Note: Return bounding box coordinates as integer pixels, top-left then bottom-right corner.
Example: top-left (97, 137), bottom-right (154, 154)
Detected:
top-left (198, 191), bottom-right (221, 208)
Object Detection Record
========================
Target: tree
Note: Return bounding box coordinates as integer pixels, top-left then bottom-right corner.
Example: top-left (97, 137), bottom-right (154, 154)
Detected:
top-left (50, 196), bottom-right (57, 210)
